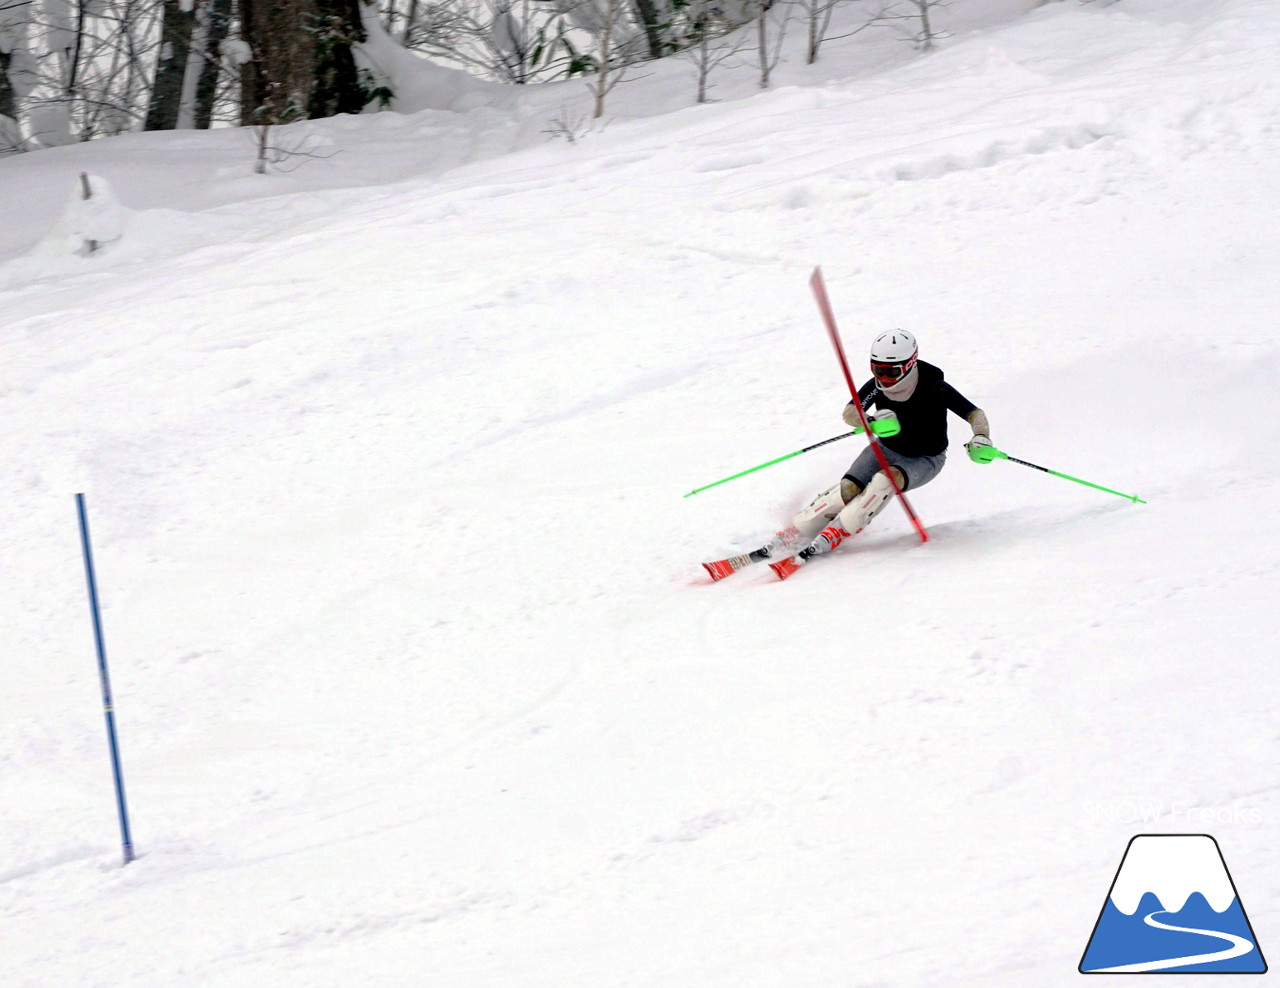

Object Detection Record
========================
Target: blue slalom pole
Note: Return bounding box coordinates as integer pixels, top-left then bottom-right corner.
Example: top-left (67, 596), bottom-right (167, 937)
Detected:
top-left (76, 493), bottom-right (135, 866)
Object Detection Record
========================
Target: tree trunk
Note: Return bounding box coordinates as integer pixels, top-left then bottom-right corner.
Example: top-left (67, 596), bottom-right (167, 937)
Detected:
top-left (239, 0), bottom-right (312, 124)
top-left (400, 0), bottom-right (418, 42)
top-left (194, 0), bottom-right (233, 128)
top-left (592, 3), bottom-right (612, 117)
top-left (67, 0), bottom-right (88, 101)
top-left (630, 0), bottom-right (667, 59)
top-left (145, 0), bottom-right (198, 129)
top-left (309, 0), bottom-right (366, 118)
top-left (239, 0), bottom-right (365, 125)
top-left (756, 6), bottom-right (768, 88)
top-left (918, 1), bottom-right (934, 50)
top-left (0, 49), bottom-right (16, 124)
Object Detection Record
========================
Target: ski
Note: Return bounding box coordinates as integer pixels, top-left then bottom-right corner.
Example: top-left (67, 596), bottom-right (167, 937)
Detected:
top-left (767, 525), bottom-right (849, 580)
top-left (701, 527), bottom-right (805, 581)
top-left (768, 555), bottom-right (805, 580)
top-left (701, 552), bottom-right (759, 582)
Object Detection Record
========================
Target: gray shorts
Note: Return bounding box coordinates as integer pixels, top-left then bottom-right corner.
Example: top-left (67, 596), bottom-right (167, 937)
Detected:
top-left (844, 444), bottom-right (946, 493)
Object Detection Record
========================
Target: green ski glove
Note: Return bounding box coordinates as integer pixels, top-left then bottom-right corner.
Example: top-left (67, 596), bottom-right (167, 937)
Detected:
top-left (868, 410), bottom-right (901, 438)
top-left (966, 435), bottom-right (998, 463)
top-left (841, 406), bottom-right (901, 437)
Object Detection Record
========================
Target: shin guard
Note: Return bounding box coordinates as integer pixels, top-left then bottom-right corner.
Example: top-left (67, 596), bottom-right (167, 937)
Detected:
top-left (834, 470), bottom-right (896, 537)
top-left (792, 479), bottom-right (858, 542)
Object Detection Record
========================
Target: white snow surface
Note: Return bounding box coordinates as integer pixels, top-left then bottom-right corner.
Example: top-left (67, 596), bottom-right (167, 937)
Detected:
top-left (2, 0), bottom-right (1279, 984)
top-left (1109, 835), bottom-right (1237, 915)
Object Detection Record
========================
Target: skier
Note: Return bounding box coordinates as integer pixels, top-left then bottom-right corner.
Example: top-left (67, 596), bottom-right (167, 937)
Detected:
top-left (755, 329), bottom-right (992, 566)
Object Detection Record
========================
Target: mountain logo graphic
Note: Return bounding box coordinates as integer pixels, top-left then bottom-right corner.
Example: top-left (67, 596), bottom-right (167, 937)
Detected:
top-left (1080, 834), bottom-right (1266, 974)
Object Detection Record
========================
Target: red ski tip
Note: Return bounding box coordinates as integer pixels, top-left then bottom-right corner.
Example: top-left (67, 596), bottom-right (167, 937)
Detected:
top-left (702, 559), bottom-right (736, 582)
top-left (768, 556), bottom-right (804, 580)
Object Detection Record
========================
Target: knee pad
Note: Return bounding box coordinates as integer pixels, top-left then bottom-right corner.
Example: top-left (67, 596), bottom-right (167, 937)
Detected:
top-left (835, 470), bottom-right (896, 536)
top-left (792, 481), bottom-right (851, 541)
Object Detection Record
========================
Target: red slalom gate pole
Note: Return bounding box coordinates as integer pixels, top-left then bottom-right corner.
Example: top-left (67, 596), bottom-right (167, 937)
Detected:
top-left (809, 267), bottom-right (929, 544)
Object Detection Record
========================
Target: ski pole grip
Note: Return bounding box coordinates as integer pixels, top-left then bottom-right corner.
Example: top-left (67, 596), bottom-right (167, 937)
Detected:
top-left (869, 411), bottom-right (901, 438)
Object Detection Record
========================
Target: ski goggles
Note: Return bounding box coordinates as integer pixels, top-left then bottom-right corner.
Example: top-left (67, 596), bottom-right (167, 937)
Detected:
top-left (871, 358), bottom-right (915, 382)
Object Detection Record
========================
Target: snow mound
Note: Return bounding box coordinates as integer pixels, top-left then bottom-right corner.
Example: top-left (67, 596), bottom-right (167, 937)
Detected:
top-left (30, 173), bottom-right (128, 257)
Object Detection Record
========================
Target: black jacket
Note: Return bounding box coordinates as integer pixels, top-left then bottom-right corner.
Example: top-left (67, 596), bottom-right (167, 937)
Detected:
top-left (856, 360), bottom-right (977, 458)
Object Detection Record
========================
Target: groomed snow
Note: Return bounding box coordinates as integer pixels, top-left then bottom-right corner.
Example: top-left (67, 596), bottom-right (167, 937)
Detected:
top-left (2, 0), bottom-right (1278, 985)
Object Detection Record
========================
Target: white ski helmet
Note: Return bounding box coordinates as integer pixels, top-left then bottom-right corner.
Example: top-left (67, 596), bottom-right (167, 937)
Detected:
top-left (870, 329), bottom-right (918, 388)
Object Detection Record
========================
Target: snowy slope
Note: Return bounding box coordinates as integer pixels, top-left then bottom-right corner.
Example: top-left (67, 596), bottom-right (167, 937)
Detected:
top-left (3, 0), bottom-right (1279, 985)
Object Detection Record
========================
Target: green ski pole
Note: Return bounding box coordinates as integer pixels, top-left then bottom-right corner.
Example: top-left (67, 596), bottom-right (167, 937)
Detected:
top-left (685, 416), bottom-right (900, 498)
top-left (972, 445), bottom-right (1146, 504)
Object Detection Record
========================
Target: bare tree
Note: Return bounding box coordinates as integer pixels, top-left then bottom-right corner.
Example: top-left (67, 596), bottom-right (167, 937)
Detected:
top-left (628, 0), bottom-right (667, 58)
top-left (488, 0), bottom-right (556, 84)
top-left (0, 0), bottom-right (27, 132)
top-left (403, 0), bottom-right (591, 84)
top-left (799, 0), bottom-right (834, 62)
top-left (0, 44), bottom-right (22, 152)
top-left (382, 0), bottom-right (427, 41)
top-left (0, 33), bottom-right (19, 132)
top-left (191, 0), bottom-right (231, 124)
top-left (399, 0), bottom-right (420, 40)
top-left (3, 0), bottom-right (241, 147)
top-left (249, 109), bottom-right (336, 173)
top-left (17, 0), bottom-right (160, 144)
top-left (0, 48), bottom-right (14, 119)
top-left (880, 0), bottom-right (947, 50)
top-left (794, 0), bottom-right (878, 64)
top-left (144, 0), bottom-right (195, 128)
top-left (586, 0), bottom-right (625, 116)
top-left (151, 0), bottom-right (237, 129)
top-left (679, 0), bottom-right (746, 104)
top-left (541, 102), bottom-right (597, 142)
top-left (750, 0), bottom-right (788, 88)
